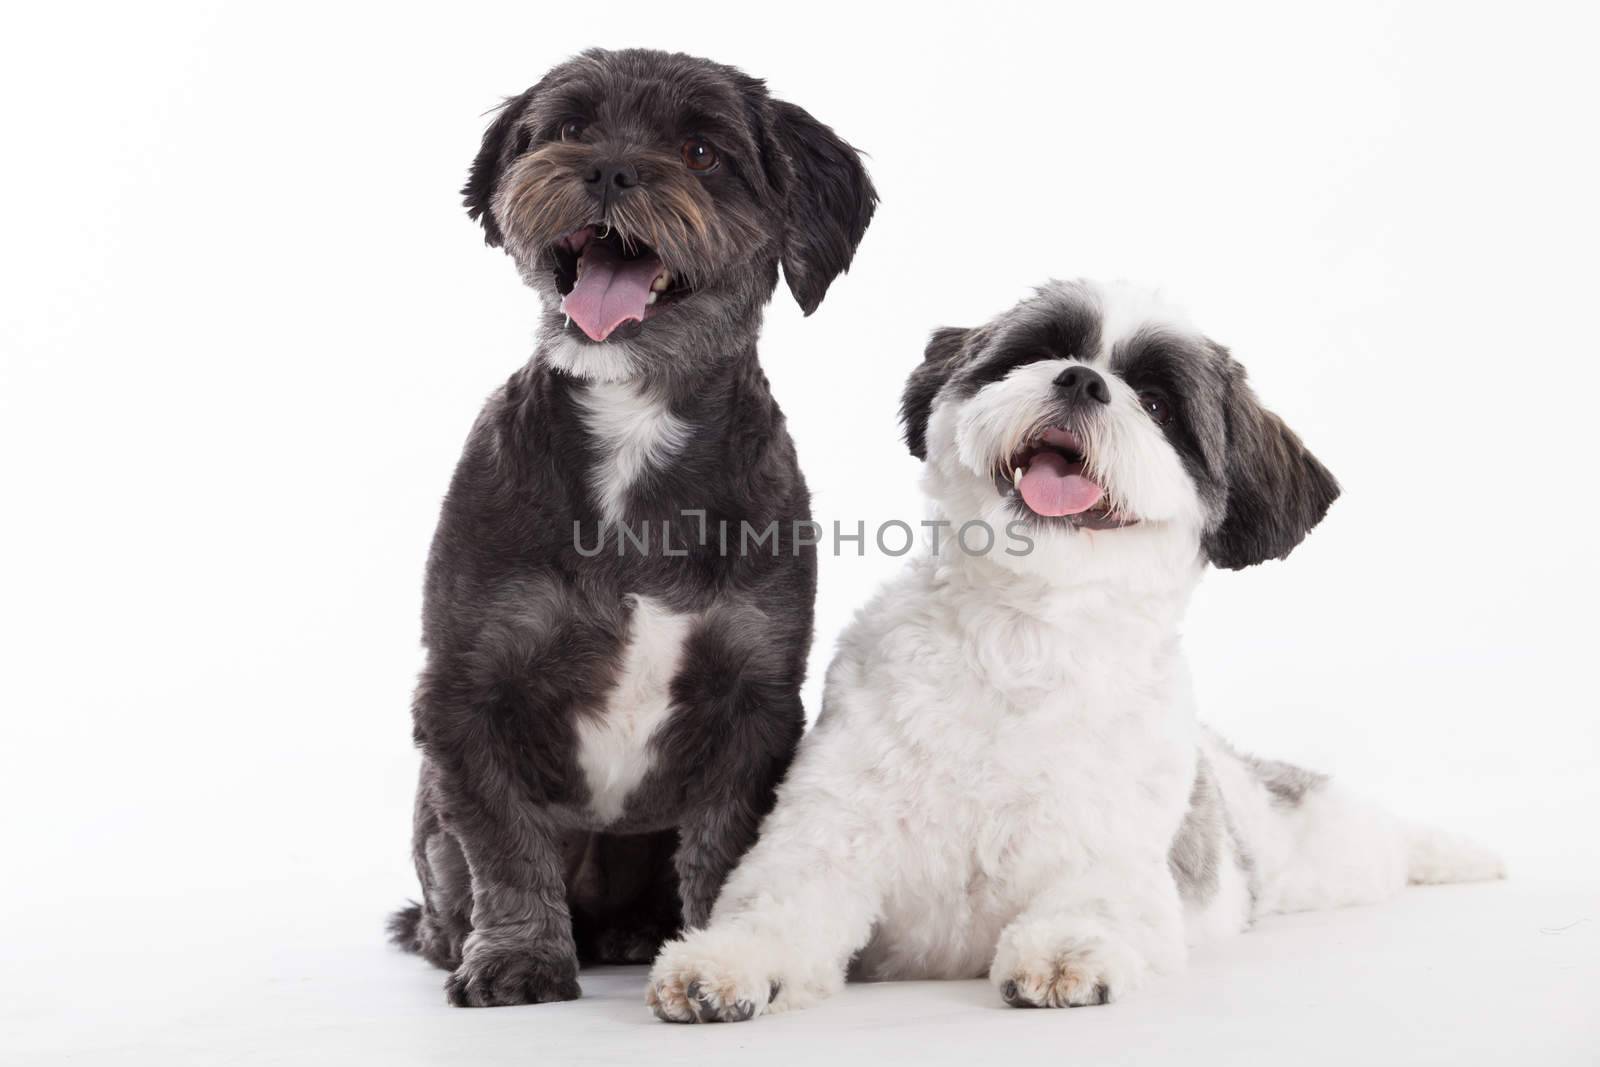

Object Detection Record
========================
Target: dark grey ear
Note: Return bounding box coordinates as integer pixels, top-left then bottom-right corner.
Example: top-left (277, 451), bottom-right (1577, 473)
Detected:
top-left (461, 87), bottom-right (540, 247)
top-left (900, 327), bottom-right (970, 460)
top-left (766, 100), bottom-right (877, 314)
top-left (1203, 365), bottom-right (1341, 570)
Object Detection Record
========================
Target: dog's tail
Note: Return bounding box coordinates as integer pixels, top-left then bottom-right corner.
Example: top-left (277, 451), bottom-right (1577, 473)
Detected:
top-left (1206, 732), bottom-right (1504, 915)
top-left (388, 901), bottom-right (424, 953)
top-left (1253, 780), bottom-right (1504, 915)
top-left (1404, 823), bottom-right (1506, 886)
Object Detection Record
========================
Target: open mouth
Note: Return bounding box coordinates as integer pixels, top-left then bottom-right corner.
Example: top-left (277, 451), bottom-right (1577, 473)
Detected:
top-left (553, 226), bottom-right (691, 342)
top-left (996, 427), bottom-right (1138, 530)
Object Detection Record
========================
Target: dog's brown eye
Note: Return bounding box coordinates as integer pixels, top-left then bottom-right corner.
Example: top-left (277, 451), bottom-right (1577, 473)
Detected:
top-left (1140, 392), bottom-right (1172, 426)
top-left (681, 137), bottom-right (718, 173)
top-left (559, 119), bottom-right (587, 142)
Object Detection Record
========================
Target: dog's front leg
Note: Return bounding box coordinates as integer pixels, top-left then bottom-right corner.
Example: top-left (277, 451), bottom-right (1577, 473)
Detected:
top-left (990, 859), bottom-right (1186, 1009)
top-left (647, 832), bottom-right (881, 1022)
top-left (660, 627), bottom-right (807, 930)
top-left (674, 795), bottom-right (767, 931)
top-left (672, 712), bottom-right (801, 930)
top-left (648, 721), bottom-right (884, 1024)
top-left (436, 780), bottom-right (581, 1007)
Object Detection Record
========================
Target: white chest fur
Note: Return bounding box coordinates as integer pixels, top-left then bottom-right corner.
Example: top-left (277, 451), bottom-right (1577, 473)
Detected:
top-left (575, 381), bottom-right (689, 525)
top-left (575, 595), bottom-right (695, 824)
top-left (803, 558), bottom-right (1197, 978)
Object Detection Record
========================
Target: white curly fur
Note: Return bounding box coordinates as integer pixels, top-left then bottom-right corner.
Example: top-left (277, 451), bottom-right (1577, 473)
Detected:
top-left (647, 280), bottom-right (1503, 1023)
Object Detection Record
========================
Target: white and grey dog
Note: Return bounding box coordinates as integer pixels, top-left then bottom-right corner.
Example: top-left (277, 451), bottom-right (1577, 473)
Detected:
top-left (646, 279), bottom-right (1503, 1022)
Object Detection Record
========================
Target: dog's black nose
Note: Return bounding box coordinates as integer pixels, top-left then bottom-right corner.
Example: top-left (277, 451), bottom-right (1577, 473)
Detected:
top-left (1054, 365), bottom-right (1111, 405)
top-left (585, 160), bottom-right (640, 193)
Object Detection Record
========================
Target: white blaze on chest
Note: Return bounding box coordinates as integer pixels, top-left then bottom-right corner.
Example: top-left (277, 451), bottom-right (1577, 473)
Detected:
top-left (575, 596), bottom-right (695, 824)
top-left (575, 381), bottom-right (690, 525)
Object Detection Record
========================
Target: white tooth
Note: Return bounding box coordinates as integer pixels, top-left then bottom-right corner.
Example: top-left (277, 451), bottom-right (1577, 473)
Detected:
top-left (652, 271), bottom-right (671, 292)
top-left (646, 291), bottom-right (658, 306)
top-left (1012, 467), bottom-right (1023, 488)
top-left (564, 315), bottom-right (571, 329)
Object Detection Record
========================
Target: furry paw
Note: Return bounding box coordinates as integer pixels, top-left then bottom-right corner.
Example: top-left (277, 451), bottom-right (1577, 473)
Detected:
top-left (445, 937), bottom-right (580, 1007)
top-left (413, 911), bottom-right (467, 971)
top-left (992, 929), bottom-right (1144, 1009)
top-left (646, 934), bottom-right (779, 1024)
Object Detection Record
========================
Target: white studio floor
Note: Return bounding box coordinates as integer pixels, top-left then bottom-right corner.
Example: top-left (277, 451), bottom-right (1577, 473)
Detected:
top-left (10, 873), bottom-right (1596, 1066)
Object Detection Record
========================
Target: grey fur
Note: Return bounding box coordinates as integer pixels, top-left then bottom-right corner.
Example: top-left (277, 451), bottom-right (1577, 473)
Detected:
top-left (392, 49), bottom-right (876, 1007)
top-left (1234, 747), bottom-right (1329, 807)
top-left (1167, 738), bottom-right (1287, 920)
top-left (1168, 754), bottom-right (1225, 905)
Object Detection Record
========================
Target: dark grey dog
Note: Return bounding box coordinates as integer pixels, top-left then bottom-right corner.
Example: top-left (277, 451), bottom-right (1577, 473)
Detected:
top-left (388, 48), bottom-right (876, 1007)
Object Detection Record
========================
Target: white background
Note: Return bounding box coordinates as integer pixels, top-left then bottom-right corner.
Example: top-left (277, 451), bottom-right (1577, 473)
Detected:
top-left (3, 2), bottom-right (1597, 1064)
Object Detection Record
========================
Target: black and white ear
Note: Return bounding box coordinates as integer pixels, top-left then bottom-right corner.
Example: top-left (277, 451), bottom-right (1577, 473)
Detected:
top-left (765, 100), bottom-right (878, 315)
top-left (461, 87), bottom-right (540, 248)
top-left (1203, 365), bottom-right (1341, 570)
top-left (901, 327), bottom-right (970, 460)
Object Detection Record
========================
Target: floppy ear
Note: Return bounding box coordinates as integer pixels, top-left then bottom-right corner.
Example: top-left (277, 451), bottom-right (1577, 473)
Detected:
top-left (1203, 365), bottom-right (1341, 570)
top-left (901, 327), bottom-right (970, 460)
top-left (765, 100), bottom-right (877, 314)
top-left (461, 87), bottom-right (540, 248)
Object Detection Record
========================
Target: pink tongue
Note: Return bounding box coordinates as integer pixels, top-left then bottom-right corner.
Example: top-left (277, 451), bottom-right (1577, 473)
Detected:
top-left (1018, 451), bottom-right (1104, 516)
top-left (561, 241), bottom-right (661, 342)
